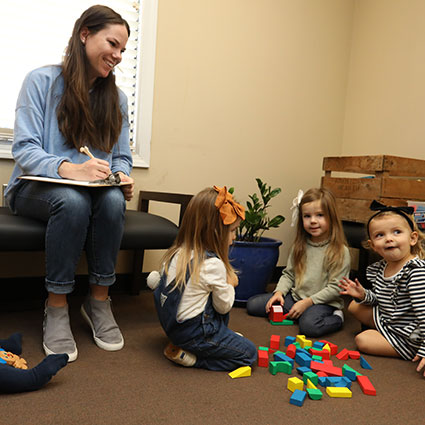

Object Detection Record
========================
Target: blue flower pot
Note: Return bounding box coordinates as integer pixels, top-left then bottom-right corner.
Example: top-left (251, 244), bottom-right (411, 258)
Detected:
top-left (229, 237), bottom-right (282, 303)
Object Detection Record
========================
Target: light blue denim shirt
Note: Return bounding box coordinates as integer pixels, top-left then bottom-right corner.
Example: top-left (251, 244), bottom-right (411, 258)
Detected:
top-left (5, 65), bottom-right (133, 210)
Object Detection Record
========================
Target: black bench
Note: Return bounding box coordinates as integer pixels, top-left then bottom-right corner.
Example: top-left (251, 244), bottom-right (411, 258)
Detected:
top-left (0, 190), bottom-right (193, 294)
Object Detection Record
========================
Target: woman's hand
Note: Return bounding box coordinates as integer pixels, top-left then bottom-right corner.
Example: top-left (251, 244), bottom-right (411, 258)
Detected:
top-left (339, 276), bottom-right (366, 300)
top-left (265, 291), bottom-right (284, 313)
top-left (58, 159), bottom-right (111, 181)
top-left (287, 298), bottom-right (313, 319)
top-left (117, 172), bottom-right (134, 201)
top-left (412, 355), bottom-right (425, 377)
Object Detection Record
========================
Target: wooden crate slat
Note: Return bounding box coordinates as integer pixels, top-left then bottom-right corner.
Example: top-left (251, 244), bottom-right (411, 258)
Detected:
top-left (381, 178), bottom-right (425, 200)
top-left (322, 176), bottom-right (381, 200)
top-left (335, 198), bottom-right (408, 224)
top-left (322, 156), bottom-right (384, 174)
top-left (323, 155), bottom-right (425, 177)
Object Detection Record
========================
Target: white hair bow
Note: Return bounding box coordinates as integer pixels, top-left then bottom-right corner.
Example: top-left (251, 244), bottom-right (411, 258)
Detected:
top-left (290, 189), bottom-right (304, 227)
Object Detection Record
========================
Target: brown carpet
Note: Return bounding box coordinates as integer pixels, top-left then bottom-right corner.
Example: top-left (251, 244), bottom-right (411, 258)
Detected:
top-left (1, 290), bottom-right (423, 425)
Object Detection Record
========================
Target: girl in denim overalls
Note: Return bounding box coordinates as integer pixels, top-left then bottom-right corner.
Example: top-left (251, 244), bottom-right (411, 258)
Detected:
top-left (147, 186), bottom-right (257, 370)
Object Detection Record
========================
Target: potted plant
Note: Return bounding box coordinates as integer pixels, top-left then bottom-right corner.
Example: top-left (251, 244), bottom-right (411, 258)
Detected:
top-left (229, 178), bottom-right (285, 303)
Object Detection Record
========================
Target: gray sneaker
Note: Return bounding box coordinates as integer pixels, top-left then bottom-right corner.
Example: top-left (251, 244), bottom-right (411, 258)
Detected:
top-left (43, 302), bottom-right (78, 362)
top-left (81, 296), bottom-right (124, 351)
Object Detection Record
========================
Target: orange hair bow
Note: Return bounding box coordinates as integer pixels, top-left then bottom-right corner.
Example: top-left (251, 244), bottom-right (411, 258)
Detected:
top-left (213, 186), bottom-right (245, 225)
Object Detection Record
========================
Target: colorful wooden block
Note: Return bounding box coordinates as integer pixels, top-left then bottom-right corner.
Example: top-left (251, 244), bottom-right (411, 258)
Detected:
top-left (274, 351), bottom-right (294, 366)
top-left (303, 371), bottom-right (318, 386)
top-left (306, 378), bottom-right (317, 390)
top-left (336, 348), bottom-right (350, 360)
top-left (258, 349), bottom-right (269, 367)
top-left (307, 388), bottom-right (323, 400)
top-left (360, 356), bottom-right (373, 370)
top-left (342, 364), bottom-right (362, 381)
top-left (270, 319), bottom-right (294, 325)
top-left (357, 375), bottom-right (376, 395)
top-left (310, 360), bottom-right (343, 377)
top-left (228, 366), bottom-right (251, 378)
top-left (284, 336), bottom-right (296, 347)
top-left (290, 389), bottom-right (307, 406)
top-left (326, 387), bottom-right (352, 398)
top-left (286, 344), bottom-right (297, 359)
top-left (269, 361), bottom-right (292, 375)
top-left (269, 304), bottom-right (284, 322)
top-left (319, 340), bottom-right (338, 356)
top-left (348, 350), bottom-right (361, 359)
top-left (287, 376), bottom-right (304, 392)
top-left (270, 335), bottom-right (280, 350)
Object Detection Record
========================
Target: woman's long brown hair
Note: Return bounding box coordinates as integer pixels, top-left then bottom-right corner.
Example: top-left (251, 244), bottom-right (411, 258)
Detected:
top-left (57, 5), bottom-right (130, 152)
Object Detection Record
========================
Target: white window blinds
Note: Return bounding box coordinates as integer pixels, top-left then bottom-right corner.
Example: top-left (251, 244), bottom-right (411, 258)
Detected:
top-left (0, 0), bottom-right (156, 166)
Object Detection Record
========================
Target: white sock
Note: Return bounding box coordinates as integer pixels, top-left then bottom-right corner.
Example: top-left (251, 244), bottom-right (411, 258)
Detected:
top-left (333, 309), bottom-right (344, 322)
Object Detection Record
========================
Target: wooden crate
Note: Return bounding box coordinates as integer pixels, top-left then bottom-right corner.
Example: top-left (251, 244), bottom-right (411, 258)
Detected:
top-left (321, 155), bottom-right (425, 223)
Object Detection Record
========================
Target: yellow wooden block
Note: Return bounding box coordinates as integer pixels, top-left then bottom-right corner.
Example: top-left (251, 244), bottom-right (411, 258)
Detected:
top-left (228, 366), bottom-right (251, 379)
top-left (306, 379), bottom-right (317, 390)
top-left (287, 376), bottom-right (304, 392)
top-left (296, 335), bottom-right (306, 344)
top-left (326, 387), bottom-right (352, 398)
top-left (300, 339), bottom-right (312, 349)
top-left (323, 343), bottom-right (331, 353)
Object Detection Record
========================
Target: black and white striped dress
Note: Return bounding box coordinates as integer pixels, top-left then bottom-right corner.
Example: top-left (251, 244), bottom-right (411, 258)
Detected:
top-left (361, 257), bottom-right (425, 360)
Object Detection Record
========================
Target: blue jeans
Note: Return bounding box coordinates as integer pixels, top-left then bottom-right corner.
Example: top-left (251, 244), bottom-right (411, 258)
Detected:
top-left (154, 260), bottom-right (257, 371)
top-left (246, 292), bottom-right (342, 338)
top-left (13, 181), bottom-right (126, 294)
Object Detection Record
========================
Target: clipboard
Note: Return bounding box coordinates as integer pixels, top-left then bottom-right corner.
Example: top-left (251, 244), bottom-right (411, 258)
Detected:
top-left (19, 175), bottom-right (132, 187)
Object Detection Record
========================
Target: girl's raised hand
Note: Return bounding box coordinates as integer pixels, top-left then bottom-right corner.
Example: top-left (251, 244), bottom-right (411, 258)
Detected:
top-left (265, 291), bottom-right (284, 313)
top-left (412, 355), bottom-right (425, 377)
top-left (339, 276), bottom-right (365, 300)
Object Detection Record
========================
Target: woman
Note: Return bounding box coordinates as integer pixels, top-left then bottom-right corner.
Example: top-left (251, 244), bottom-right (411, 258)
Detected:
top-left (5, 5), bottom-right (135, 362)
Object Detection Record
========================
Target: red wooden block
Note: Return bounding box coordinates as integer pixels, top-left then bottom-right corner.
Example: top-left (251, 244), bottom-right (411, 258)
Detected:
top-left (310, 360), bottom-right (343, 377)
top-left (270, 335), bottom-right (280, 350)
top-left (316, 371), bottom-right (329, 377)
top-left (286, 344), bottom-right (296, 359)
top-left (269, 305), bottom-right (284, 322)
top-left (258, 350), bottom-right (269, 367)
top-left (348, 350), bottom-right (361, 359)
top-left (336, 348), bottom-right (350, 360)
top-left (319, 339), bottom-right (338, 356)
top-left (357, 375), bottom-right (376, 395)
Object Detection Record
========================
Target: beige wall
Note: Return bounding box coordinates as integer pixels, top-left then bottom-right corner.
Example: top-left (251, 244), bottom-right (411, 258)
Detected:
top-left (1, 0), bottom-right (355, 275)
top-left (342, 0), bottom-right (425, 158)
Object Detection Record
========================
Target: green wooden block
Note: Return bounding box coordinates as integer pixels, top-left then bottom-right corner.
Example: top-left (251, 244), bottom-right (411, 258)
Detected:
top-left (307, 388), bottom-right (323, 400)
top-left (258, 346), bottom-right (269, 351)
top-left (269, 361), bottom-right (292, 375)
top-left (342, 364), bottom-right (362, 376)
top-left (293, 342), bottom-right (301, 349)
top-left (312, 355), bottom-right (322, 361)
top-left (303, 371), bottom-right (318, 386)
top-left (270, 319), bottom-right (294, 326)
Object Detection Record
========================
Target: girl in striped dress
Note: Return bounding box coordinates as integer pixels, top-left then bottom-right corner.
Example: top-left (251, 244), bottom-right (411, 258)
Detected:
top-left (339, 201), bottom-right (425, 378)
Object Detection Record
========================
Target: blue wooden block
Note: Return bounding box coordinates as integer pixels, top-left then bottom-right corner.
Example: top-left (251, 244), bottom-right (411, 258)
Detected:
top-left (295, 352), bottom-right (312, 368)
top-left (274, 351), bottom-right (295, 366)
top-left (284, 336), bottom-right (296, 347)
top-left (360, 355), bottom-right (373, 370)
top-left (290, 389), bottom-right (307, 407)
top-left (312, 341), bottom-right (325, 350)
top-left (297, 366), bottom-right (311, 375)
top-left (318, 376), bottom-right (327, 387)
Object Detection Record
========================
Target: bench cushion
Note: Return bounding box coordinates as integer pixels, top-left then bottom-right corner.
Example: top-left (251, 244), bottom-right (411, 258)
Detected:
top-left (0, 207), bottom-right (178, 251)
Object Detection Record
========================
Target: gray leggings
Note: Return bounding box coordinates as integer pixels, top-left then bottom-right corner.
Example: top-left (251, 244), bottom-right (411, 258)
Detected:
top-left (246, 292), bottom-right (343, 338)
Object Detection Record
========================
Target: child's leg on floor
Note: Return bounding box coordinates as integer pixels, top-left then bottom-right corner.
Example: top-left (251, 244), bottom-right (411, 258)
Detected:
top-left (246, 293), bottom-right (274, 316)
top-left (298, 304), bottom-right (343, 338)
top-left (0, 354), bottom-right (68, 393)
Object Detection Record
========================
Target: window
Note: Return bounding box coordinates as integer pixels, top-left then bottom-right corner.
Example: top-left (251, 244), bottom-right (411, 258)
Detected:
top-left (0, 0), bottom-right (157, 167)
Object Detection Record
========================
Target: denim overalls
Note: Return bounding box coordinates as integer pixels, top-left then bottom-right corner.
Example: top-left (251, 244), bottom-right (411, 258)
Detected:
top-left (154, 253), bottom-right (257, 371)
